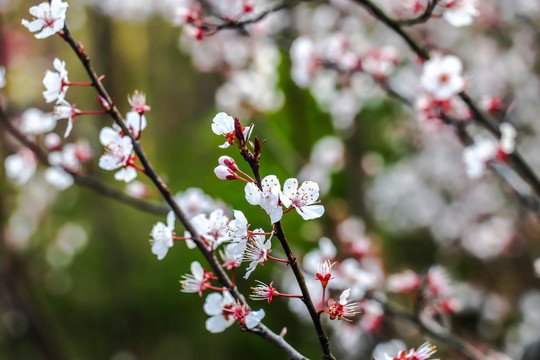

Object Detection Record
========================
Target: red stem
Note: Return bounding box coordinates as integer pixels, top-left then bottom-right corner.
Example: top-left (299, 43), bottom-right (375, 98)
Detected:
top-left (267, 255), bottom-right (290, 264)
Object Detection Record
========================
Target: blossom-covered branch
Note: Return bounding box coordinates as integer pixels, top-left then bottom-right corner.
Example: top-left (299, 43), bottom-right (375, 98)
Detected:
top-left (350, 0), bottom-right (540, 206)
top-left (0, 107), bottom-right (168, 215)
top-left (56, 22), bottom-right (307, 360)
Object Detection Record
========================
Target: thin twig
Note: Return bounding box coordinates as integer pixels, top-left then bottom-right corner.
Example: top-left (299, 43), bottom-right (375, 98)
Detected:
top-left (58, 25), bottom-right (307, 360)
top-left (396, 0), bottom-right (439, 26)
top-left (201, 0), bottom-right (308, 35)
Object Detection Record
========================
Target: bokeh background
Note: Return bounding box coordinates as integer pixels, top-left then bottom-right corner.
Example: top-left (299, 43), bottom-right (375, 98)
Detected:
top-left (2, 1), bottom-right (540, 359)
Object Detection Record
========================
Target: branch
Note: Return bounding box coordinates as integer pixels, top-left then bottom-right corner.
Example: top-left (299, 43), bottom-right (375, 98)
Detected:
top-left (350, 0), bottom-right (540, 207)
top-left (200, 0), bottom-right (308, 35)
top-left (240, 145), bottom-right (335, 360)
top-left (0, 108), bottom-right (168, 215)
top-left (396, 0), bottom-right (439, 26)
top-left (370, 293), bottom-right (485, 360)
top-left (58, 25), bottom-right (307, 360)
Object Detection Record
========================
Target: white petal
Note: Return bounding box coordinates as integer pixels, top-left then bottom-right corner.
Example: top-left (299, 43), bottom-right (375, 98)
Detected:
top-left (282, 178), bottom-right (299, 200)
top-left (245, 309), bottom-right (265, 329)
top-left (339, 288), bottom-right (351, 304)
top-left (206, 315), bottom-right (231, 333)
top-left (297, 204), bottom-right (325, 220)
top-left (166, 210), bottom-right (176, 229)
top-left (245, 182), bottom-right (262, 205)
top-left (190, 261), bottom-right (204, 280)
top-left (269, 206), bottom-right (283, 224)
top-left (114, 167), bottom-right (137, 182)
top-left (99, 127), bottom-right (118, 146)
top-left (203, 292), bottom-right (224, 315)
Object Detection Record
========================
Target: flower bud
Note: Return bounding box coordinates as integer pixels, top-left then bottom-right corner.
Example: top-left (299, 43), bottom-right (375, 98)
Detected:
top-left (214, 165), bottom-right (239, 180)
top-left (218, 156), bottom-right (239, 171)
top-left (44, 133), bottom-right (62, 151)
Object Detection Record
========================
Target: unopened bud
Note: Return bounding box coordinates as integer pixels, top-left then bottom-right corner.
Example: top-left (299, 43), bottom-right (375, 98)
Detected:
top-left (44, 133), bottom-right (62, 151)
top-left (218, 156), bottom-right (239, 171)
top-left (214, 165), bottom-right (239, 180)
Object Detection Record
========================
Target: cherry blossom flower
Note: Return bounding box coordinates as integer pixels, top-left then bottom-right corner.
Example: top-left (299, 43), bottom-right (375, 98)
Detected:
top-left (316, 259), bottom-right (335, 288)
top-left (42, 58), bottom-right (69, 103)
top-left (5, 148), bottom-right (37, 185)
top-left (211, 112), bottom-right (251, 148)
top-left (203, 291), bottom-right (237, 333)
top-left (324, 288), bottom-right (360, 321)
top-left (185, 209), bottom-right (230, 250)
top-left (462, 138), bottom-right (497, 178)
top-left (19, 108), bottom-right (56, 135)
top-left (232, 303), bottom-right (266, 329)
top-left (125, 111), bottom-right (147, 138)
top-left (180, 261), bottom-right (212, 296)
top-left (219, 244), bottom-right (243, 270)
top-left (125, 181), bottom-right (148, 199)
top-left (174, 187), bottom-right (216, 218)
top-left (149, 211), bottom-right (176, 260)
top-left (250, 281), bottom-right (278, 303)
top-left (225, 210), bottom-right (250, 256)
top-left (44, 167), bottom-right (73, 190)
top-left (281, 178), bottom-right (324, 220)
top-left (22, 0), bottom-right (68, 39)
top-left (52, 99), bottom-right (79, 137)
top-left (440, 0), bottom-right (479, 27)
top-left (245, 175), bottom-right (284, 224)
top-left (243, 229), bottom-right (272, 279)
top-left (44, 133), bottom-right (62, 151)
top-left (463, 123), bottom-right (516, 178)
top-left (128, 90), bottom-right (151, 114)
top-left (387, 269), bottom-right (421, 293)
top-left (361, 47), bottom-right (399, 80)
top-left (376, 341), bottom-right (437, 360)
top-left (420, 55), bottom-right (465, 100)
top-left (44, 143), bottom-right (83, 190)
top-left (98, 126), bottom-right (137, 182)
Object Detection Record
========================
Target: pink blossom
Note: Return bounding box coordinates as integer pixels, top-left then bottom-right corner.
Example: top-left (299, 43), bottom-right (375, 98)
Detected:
top-left (387, 270), bottom-right (421, 293)
top-left (127, 90), bottom-right (151, 114)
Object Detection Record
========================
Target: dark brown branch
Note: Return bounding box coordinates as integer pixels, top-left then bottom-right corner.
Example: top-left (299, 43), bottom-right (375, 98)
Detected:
top-left (200, 0), bottom-right (308, 35)
top-left (240, 145), bottom-right (335, 360)
top-left (59, 25), bottom-right (306, 360)
top-left (396, 0), bottom-right (439, 26)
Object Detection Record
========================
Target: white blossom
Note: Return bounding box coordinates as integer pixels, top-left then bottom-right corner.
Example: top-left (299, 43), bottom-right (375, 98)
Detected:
top-left (149, 211), bottom-right (176, 260)
top-left (19, 108), bottom-right (56, 135)
top-left (203, 291), bottom-right (236, 333)
top-left (99, 126), bottom-right (137, 182)
top-left (441, 0), bottom-right (479, 27)
top-left (22, 0), bottom-right (68, 39)
top-left (245, 175), bottom-right (284, 224)
top-left (281, 178), bottom-right (324, 220)
top-left (42, 58), bottom-right (69, 103)
top-left (420, 55), bottom-right (464, 100)
top-left (5, 148), bottom-right (37, 185)
top-left (243, 229), bottom-right (272, 279)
